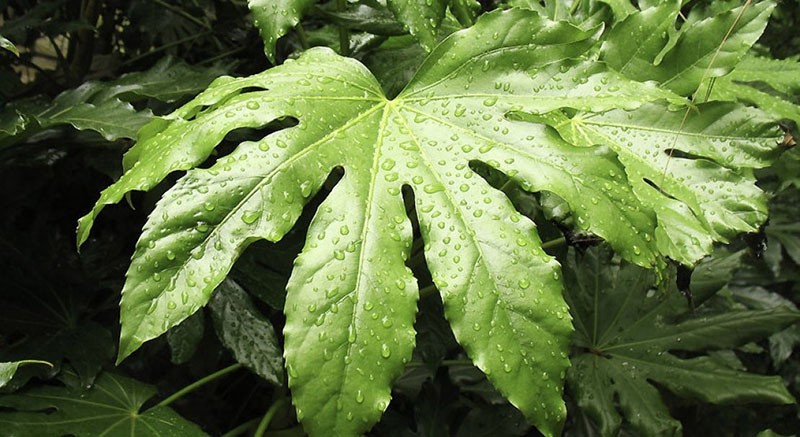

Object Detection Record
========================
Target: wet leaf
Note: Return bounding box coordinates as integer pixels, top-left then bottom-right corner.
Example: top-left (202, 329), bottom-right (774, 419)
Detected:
top-left (601, 0), bottom-right (775, 95)
top-left (78, 8), bottom-right (780, 437)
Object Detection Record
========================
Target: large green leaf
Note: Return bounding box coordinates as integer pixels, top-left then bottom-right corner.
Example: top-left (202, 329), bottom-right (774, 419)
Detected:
top-left (600, 0), bottom-right (775, 95)
top-left (565, 246), bottom-right (798, 436)
top-left (0, 372), bottom-right (205, 436)
top-left (77, 9), bottom-right (780, 436)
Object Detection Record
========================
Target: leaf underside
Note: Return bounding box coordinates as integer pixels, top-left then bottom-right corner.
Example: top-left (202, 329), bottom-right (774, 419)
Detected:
top-left (77, 8), bottom-right (780, 437)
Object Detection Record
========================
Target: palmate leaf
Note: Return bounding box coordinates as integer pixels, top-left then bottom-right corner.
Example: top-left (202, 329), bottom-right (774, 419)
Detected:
top-left (565, 247), bottom-right (798, 436)
top-left (0, 372), bottom-right (205, 436)
top-left (77, 9), bottom-right (780, 436)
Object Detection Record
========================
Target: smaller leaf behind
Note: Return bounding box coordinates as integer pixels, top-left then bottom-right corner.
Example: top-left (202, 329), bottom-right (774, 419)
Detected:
top-left (209, 279), bottom-right (284, 385)
top-left (0, 372), bottom-right (205, 436)
top-left (565, 246), bottom-right (798, 437)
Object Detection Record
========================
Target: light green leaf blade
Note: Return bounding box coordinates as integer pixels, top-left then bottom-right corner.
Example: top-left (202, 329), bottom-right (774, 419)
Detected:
top-left (0, 372), bottom-right (205, 436)
top-left (77, 8), bottom-right (777, 436)
top-left (0, 361), bottom-right (51, 389)
top-left (601, 1), bottom-right (776, 95)
top-left (566, 246), bottom-right (797, 436)
top-left (249, 0), bottom-right (316, 62)
top-left (0, 35), bottom-right (19, 56)
top-left (388, 0), bottom-right (449, 51)
top-left (545, 102), bottom-right (780, 265)
top-left (703, 54), bottom-right (800, 125)
top-left (209, 279), bottom-right (284, 385)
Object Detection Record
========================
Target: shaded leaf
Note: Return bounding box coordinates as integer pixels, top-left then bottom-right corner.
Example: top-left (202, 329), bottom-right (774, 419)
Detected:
top-left (565, 246), bottom-right (798, 437)
top-left (0, 361), bottom-right (51, 389)
top-left (0, 372), bottom-right (205, 436)
top-left (208, 279), bottom-right (284, 385)
top-left (249, 0), bottom-right (316, 62)
top-left (702, 55), bottom-right (800, 126)
top-left (166, 310), bottom-right (205, 365)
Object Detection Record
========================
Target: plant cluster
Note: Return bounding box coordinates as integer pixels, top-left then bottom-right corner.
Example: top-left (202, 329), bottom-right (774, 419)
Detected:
top-left (1, 0), bottom-right (799, 435)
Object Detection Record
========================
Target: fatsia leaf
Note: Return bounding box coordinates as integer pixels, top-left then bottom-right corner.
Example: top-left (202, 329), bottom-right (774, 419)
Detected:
top-left (209, 279), bottom-right (284, 385)
top-left (77, 9), bottom-right (778, 436)
top-left (701, 54), bottom-right (800, 126)
top-left (600, 0), bottom-right (775, 95)
top-left (249, 0), bottom-right (316, 62)
top-left (565, 246), bottom-right (798, 437)
top-left (0, 372), bottom-right (205, 436)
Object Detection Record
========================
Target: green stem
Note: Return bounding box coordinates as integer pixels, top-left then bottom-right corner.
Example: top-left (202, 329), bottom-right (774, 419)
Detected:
top-left (255, 398), bottom-right (289, 437)
top-left (120, 31), bottom-right (212, 68)
top-left (336, 0), bottom-right (349, 56)
top-left (419, 284), bottom-right (437, 298)
top-left (154, 363), bottom-right (244, 409)
top-left (221, 418), bottom-right (260, 437)
top-left (149, 0), bottom-right (211, 29)
top-left (296, 22), bottom-right (310, 50)
top-left (541, 236), bottom-right (566, 250)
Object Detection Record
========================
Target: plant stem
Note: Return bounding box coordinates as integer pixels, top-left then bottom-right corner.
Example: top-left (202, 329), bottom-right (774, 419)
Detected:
top-left (419, 284), bottom-right (437, 298)
top-left (296, 23), bottom-right (310, 50)
top-left (541, 236), bottom-right (566, 250)
top-left (154, 363), bottom-right (244, 409)
top-left (149, 0), bottom-right (211, 29)
top-left (120, 31), bottom-right (212, 68)
top-left (221, 418), bottom-right (260, 437)
top-left (255, 398), bottom-right (289, 437)
top-left (336, 0), bottom-right (349, 56)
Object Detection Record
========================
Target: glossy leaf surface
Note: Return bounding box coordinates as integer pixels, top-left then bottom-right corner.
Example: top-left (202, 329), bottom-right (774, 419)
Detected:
top-left (601, 0), bottom-right (775, 95)
top-left (702, 54), bottom-right (800, 125)
top-left (77, 8), bottom-right (781, 437)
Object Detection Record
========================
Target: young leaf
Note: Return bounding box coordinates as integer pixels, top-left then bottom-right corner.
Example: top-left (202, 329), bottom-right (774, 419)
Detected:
top-left (565, 246), bottom-right (799, 437)
top-left (0, 372), bottom-right (205, 436)
top-left (77, 8), bottom-right (779, 436)
top-left (0, 361), bottom-right (51, 389)
top-left (601, 0), bottom-right (776, 95)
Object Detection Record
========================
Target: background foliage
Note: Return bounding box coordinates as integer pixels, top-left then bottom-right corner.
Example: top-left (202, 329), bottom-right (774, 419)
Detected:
top-left (1, 0), bottom-right (799, 435)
